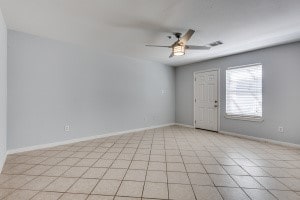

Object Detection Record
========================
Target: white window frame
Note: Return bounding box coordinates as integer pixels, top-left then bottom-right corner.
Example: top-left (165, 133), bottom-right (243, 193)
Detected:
top-left (225, 63), bottom-right (263, 122)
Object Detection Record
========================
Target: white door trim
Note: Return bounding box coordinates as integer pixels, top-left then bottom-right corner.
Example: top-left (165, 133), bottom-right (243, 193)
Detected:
top-left (194, 68), bottom-right (220, 132)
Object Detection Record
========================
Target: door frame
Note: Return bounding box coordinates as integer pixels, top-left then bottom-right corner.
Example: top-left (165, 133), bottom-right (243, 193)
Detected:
top-left (194, 68), bottom-right (220, 132)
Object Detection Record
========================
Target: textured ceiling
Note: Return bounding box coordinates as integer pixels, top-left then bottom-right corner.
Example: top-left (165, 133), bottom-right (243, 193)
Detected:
top-left (0, 0), bottom-right (300, 66)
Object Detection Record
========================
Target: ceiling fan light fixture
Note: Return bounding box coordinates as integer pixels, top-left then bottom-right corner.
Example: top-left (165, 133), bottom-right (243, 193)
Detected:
top-left (173, 45), bottom-right (185, 56)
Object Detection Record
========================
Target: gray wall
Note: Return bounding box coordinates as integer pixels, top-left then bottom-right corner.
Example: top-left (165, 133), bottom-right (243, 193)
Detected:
top-left (176, 42), bottom-right (300, 145)
top-left (6, 29), bottom-right (300, 150)
top-left (8, 30), bottom-right (175, 150)
top-left (0, 9), bottom-right (7, 168)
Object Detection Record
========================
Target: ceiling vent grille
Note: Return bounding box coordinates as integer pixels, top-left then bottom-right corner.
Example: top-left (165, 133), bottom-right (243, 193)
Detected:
top-left (209, 41), bottom-right (223, 47)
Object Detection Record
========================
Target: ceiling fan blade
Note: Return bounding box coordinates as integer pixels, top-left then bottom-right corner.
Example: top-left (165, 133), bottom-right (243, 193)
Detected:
top-left (146, 45), bottom-right (171, 48)
top-left (180, 29), bottom-right (195, 44)
top-left (169, 52), bottom-right (174, 58)
top-left (185, 45), bottom-right (211, 50)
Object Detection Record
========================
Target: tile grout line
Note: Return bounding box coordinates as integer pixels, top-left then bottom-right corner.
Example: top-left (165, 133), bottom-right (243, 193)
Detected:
top-left (140, 129), bottom-right (154, 199)
top-left (113, 131), bottom-right (144, 199)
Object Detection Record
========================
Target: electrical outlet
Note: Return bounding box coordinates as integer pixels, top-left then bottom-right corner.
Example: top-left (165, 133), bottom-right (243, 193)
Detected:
top-left (65, 125), bottom-right (70, 132)
top-left (278, 126), bottom-right (284, 133)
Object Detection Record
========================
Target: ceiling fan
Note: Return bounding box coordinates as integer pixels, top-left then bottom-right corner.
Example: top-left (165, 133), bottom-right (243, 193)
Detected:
top-left (146, 29), bottom-right (211, 58)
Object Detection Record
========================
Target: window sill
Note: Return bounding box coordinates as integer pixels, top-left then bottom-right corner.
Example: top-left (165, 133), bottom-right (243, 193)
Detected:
top-left (225, 115), bottom-right (264, 122)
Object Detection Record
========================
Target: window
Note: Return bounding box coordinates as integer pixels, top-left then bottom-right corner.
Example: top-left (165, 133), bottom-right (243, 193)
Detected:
top-left (226, 64), bottom-right (262, 121)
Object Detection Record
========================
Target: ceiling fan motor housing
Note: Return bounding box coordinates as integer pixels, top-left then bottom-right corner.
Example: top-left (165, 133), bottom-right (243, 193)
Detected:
top-left (174, 32), bottom-right (182, 39)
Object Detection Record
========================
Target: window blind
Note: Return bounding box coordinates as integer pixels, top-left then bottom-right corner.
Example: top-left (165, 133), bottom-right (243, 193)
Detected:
top-left (226, 64), bottom-right (262, 119)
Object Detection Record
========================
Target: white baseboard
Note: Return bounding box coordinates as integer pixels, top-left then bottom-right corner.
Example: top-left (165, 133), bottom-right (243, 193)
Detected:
top-left (219, 130), bottom-right (300, 149)
top-left (7, 123), bottom-right (175, 155)
top-left (0, 152), bottom-right (7, 173)
top-left (175, 123), bottom-right (194, 128)
top-left (167, 124), bottom-right (300, 149)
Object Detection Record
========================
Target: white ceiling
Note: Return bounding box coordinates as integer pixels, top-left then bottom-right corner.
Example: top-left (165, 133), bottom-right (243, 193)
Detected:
top-left (0, 0), bottom-right (300, 66)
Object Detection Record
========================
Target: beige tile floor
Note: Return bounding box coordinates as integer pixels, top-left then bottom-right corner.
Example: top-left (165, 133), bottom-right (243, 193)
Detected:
top-left (1, 125), bottom-right (300, 200)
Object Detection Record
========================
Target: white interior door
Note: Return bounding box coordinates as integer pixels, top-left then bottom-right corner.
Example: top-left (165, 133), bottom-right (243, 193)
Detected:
top-left (194, 70), bottom-right (219, 131)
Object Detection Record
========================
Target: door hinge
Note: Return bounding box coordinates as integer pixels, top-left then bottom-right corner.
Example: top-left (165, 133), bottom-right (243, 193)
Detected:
top-left (194, 77), bottom-right (196, 81)
top-left (195, 98), bottom-right (196, 103)
top-left (194, 120), bottom-right (196, 124)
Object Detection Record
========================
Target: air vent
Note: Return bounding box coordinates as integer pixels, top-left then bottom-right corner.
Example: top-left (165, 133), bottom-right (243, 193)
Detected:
top-left (209, 41), bottom-right (223, 47)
